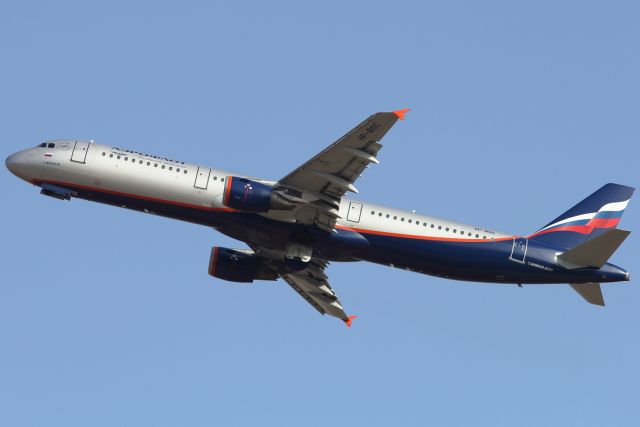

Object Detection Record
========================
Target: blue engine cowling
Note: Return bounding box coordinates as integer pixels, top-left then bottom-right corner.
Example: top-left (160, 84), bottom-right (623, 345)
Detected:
top-left (208, 247), bottom-right (279, 283)
top-left (223, 176), bottom-right (292, 212)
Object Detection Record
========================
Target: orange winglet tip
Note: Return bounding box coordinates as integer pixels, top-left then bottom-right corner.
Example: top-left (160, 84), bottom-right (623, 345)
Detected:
top-left (393, 108), bottom-right (410, 120)
top-left (344, 315), bottom-right (358, 328)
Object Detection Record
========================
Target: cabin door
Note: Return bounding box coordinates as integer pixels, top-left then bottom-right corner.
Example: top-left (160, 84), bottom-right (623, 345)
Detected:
top-left (509, 237), bottom-right (528, 263)
top-left (71, 141), bottom-right (90, 163)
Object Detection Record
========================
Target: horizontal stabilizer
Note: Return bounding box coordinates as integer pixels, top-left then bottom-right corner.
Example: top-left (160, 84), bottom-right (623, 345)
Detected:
top-left (570, 283), bottom-right (605, 306)
top-left (557, 229), bottom-right (630, 268)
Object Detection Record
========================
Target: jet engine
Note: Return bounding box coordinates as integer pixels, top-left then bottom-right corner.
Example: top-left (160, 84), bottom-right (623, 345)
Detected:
top-left (223, 176), bottom-right (292, 212)
top-left (208, 247), bottom-right (279, 283)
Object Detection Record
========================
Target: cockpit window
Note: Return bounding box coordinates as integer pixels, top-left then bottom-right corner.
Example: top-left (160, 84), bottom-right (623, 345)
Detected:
top-left (47, 143), bottom-right (55, 148)
top-left (38, 143), bottom-right (46, 147)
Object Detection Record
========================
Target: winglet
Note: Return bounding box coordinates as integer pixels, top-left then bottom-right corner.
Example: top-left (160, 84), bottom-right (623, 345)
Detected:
top-left (393, 108), bottom-right (410, 120)
top-left (344, 315), bottom-right (358, 328)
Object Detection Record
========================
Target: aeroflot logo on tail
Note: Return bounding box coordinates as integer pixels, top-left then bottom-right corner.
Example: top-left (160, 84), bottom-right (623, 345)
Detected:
top-left (536, 200), bottom-right (629, 236)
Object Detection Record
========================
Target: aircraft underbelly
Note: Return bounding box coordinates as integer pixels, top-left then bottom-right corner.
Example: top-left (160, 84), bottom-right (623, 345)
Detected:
top-left (50, 184), bottom-right (602, 284)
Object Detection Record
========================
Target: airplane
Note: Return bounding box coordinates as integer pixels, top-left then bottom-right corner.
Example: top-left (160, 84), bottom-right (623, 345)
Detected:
top-left (5, 109), bottom-right (634, 326)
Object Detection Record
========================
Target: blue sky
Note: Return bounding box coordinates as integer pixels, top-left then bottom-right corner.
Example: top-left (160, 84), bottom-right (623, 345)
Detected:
top-left (1, 1), bottom-right (638, 426)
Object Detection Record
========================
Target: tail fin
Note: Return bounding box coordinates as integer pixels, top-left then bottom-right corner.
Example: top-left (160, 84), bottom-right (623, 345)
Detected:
top-left (529, 183), bottom-right (634, 249)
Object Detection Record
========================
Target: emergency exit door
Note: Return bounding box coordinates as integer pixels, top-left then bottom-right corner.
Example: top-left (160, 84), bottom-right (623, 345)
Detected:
top-left (347, 201), bottom-right (363, 223)
top-left (71, 141), bottom-right (90, 163)
top-left (194, 166), bottom-right (211, 189)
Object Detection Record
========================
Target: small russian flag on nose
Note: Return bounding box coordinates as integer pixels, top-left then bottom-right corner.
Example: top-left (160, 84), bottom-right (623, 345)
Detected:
top-left (44, 152), bottom-right (53, 157)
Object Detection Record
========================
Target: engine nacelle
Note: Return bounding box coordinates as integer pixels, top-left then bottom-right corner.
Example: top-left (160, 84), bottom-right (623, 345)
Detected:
top-left (208, 247), bottom-right (279, 283)
top-left (223, 176), bottom-right (292, 212)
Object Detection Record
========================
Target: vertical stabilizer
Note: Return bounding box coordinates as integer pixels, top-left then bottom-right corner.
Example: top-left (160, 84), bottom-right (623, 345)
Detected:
top-left (529, 183), bottom-right (634, 249)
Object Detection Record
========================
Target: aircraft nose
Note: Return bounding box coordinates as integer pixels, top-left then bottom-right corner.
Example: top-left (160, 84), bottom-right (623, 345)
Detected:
top-left (5, 152), bottom-right (19, 175)
top-left (6, 150), bottom-right (31, 181)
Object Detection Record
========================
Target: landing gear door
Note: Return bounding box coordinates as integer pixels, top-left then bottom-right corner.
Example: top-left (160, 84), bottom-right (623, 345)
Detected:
top-left (71, 141), bottom-right (90, 163)
top-left (194, 167), bottom-right (211, 189)
top-left (509, 237), bottom-right (528, 263)
top-left (347, 201), bottom-right (363, 223)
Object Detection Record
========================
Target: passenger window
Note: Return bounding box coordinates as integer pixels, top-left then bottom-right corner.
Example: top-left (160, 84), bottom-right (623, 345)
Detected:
top-left (161, 165), bottom-right (165, 169)
top-left (475, 234), bottom-right (479, 238)
top-left (445, 227), bottom-right (449, 231)
top-left (386, 214), bottom-right (390, 218)
top-left (431, 224), bottom-right (434, 228)
top-left (220, 178), bottom-right (224, 182)
top-left (177, 168), bottom-right (180, 172)
top-left (401, 218), bottom-right (404, 222)
top-left (125, 157), bottom-right (128, 161)
top-left (378, 213), bottom-right (382, 217)
top-left (147, 162), bottom-right (150, 166)
top-left (154, 163), bottom-right (158, 167)
top-left (408, 219), bottom-right (412, 223)
top-left (117, 155), bottom-right (121, 159)
top-left (453, 229), bottom-right (456, 233)
top-left (139, 160), bottom-right (143, 164)
top-left (393, 216), bottom-right (397, 220)
top-left (110, 154), bottom-right (114, 158)
top-left (169, 167), bottom-right (173, 171)
top-left (184, 170), bottom-right (187, 174)
top-left (468, 232), bottom-right (472, 236)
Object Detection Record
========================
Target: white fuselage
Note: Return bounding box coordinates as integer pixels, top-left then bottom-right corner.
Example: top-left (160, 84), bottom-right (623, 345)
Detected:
top-left (8, 140), bottom-right (512, 243)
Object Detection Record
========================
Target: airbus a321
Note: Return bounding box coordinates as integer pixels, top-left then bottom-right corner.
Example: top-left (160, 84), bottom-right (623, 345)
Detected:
top-left (6, 110), bottom-right (633, 326)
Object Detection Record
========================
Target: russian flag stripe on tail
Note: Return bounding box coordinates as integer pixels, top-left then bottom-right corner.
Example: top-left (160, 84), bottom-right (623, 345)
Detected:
top-left (528, 183), bottom-right (634, 249)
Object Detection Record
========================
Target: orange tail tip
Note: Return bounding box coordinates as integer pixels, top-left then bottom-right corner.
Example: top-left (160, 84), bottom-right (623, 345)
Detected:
top-left (344, 315), bottom-right (358, 328)
top-left (393, 108), bottom-right (410, 120)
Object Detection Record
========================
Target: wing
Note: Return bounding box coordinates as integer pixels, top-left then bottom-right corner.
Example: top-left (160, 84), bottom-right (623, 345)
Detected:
top-left (281, 259), bottom-right (357, 327)
top-left (276, 109), bottom-right (409, 231)
top-left (248, 246), bottom-right (356, 326)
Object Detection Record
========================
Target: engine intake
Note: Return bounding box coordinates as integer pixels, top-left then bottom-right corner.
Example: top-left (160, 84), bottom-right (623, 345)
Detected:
top-left (223, 176), bottom-right (292, 212)
top-left (208, 247), bottom-right (279, 283)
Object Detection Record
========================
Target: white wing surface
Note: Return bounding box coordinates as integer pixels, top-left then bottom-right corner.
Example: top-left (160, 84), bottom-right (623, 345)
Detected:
top-left (276, 109), bottom-right (408, 231)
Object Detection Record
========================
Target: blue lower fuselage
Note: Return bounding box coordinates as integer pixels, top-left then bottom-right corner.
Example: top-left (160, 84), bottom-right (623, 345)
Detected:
top-left (68, 183), bottom-right (628, 285)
